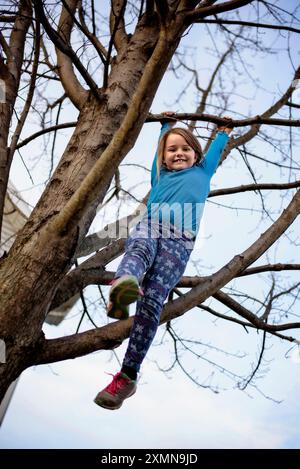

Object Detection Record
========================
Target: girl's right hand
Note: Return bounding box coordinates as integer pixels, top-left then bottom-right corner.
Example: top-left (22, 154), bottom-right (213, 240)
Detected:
top-left (217, 116), bottom-right (234, 135)
top-left (160, 111), bottom-right (177, 126)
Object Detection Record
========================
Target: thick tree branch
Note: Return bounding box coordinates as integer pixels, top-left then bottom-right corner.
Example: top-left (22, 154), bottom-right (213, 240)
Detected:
top-left (154, 0), bottom-right (169, 24)
top-left (49, 239), bottom-right (125, 311)
top-left (34, 319), bottom-right (130, 365)
top-left (36, 258), bottom-right (300, 366)
top-left (16, 102), bottom-right (300, 151)
top-left (147, 113), bottom-right (300, 127)
top-left (287, 102), bottom-right (300, 109)
top-left (75, 180), bottom-right (300, 260)
top-left (39, 27), bottom-right (181, 239)
top-left (51, 261), bottom-right (300, 313)
top-left (0, 15), bottom-right (16, 23)
top-left (108, 0), bottom-right (128, 54)
top-left (49, 188), bottom-right (300, 334)
top-left (175, 263), bottom-right (300, 287)
top-left (240, 263), bottom-right (300, 277)
top-left (0, 30), bottom-right (10, 58)
top-left (38, 184), bottom-right (300, 362)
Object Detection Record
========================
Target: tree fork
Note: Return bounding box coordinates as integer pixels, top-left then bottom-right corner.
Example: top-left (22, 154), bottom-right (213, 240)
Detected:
top-left (0, 13), bottom-right (191, 402)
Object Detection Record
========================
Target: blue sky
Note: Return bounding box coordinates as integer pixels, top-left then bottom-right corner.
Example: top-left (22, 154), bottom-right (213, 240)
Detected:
top-left (1, 2), bottom-right (300, 448)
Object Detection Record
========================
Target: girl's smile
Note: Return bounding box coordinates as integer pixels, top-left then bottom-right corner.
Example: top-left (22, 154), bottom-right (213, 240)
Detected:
top-left (163, 133), bottom-right (197, 171)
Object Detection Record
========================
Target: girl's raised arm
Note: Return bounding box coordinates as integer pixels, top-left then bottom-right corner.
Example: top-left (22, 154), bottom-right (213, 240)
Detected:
top-left (151, 123), bottom-right (171, 186)
top-left (202, 131), bottom-right (229, 176)
top-left (202, 119), bottom-right (233, 176)
top-left (151, 113), bottom-right (176, 186)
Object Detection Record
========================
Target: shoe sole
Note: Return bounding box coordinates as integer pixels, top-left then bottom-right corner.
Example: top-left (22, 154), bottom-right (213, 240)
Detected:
top-left (94, 388), bottom-right (136, 410)
top-left (107, 275), bottom-right (140, 320)
top-left (93, 397), bottom-right (122, 410)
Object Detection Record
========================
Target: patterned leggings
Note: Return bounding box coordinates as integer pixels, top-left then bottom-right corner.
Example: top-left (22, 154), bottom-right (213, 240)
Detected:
top-left (115, 221), bottom-right (193, 372)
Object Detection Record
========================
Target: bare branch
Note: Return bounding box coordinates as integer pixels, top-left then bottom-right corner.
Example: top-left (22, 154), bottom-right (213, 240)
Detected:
top-left (213, 290), bottom-right (300, 333)
top-left (34, 320), bottom-right (128, 365)
top-left (33, 0), bottom-right (95, 109)
top-left (51, 260), bottom-right (300, 313)
top-left (210, 181), bottom-right (300, 197)
top-left (16, 122), bottom-right (77, 149)
top-left (7, 1), bottom-right (32, 79)
top-left (287, 102), bottom-right (300, 110)
top-left (160, 189), bottom-right (300, 323)
top-left (78, 1), bottom-right (108, 62)
top-left (8, 17), bottom-right (40, 160)
top-left (174, 287), bottom-right (298, 344)
top-left (109, 0), bottom-right (128, 53)
top-left (239, 264), bottom-right (300, 277)
top-left (196, 19), bottom-right (300, 34)
top-left (185, 0), bottom-right (256, 22)
top-left (147, 112), bottom-right (300, 127)
top-left (105, 1), bottom-right (128, 87)
top-left (37, 271), bottom-right (300, 365)
top-left (16, 102), bottom-right (300, 150)
top-left (0, 0), bottom-right (32, 242)
top-left (219, 66), bottom-right (300, 165)
top-left (0, 15), bottom-right (16, 23)
top-left (0, 30), bottom-right (10, 58)
top-left (50, 239), bottom-right (125, 311)
top-left (60, 0), bottom-right (106, 65)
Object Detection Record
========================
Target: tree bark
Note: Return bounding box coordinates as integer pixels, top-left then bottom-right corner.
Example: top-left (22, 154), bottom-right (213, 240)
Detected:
top-left (0, 8), bottom-right (188, 402)
top-left (0, 0), bottom-right (32, 240)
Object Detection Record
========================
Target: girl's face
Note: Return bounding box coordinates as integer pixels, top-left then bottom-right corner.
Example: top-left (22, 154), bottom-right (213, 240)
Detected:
top-left (163, 133), bottom-right (196, 171)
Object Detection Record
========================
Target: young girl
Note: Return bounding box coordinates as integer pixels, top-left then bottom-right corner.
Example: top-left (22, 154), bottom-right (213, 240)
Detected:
top-left (94, 113), bottom-right (233, 410)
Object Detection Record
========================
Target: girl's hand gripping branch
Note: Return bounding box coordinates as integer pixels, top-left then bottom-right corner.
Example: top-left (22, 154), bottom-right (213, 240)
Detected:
top-left (160, 111), bottom-right (177, 126)
top-left (217, 116), bottom-right (234, 135)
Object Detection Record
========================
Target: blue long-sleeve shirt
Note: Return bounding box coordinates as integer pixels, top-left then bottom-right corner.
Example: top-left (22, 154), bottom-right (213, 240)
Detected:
top-left (145, 123), bottom-right (229, 236)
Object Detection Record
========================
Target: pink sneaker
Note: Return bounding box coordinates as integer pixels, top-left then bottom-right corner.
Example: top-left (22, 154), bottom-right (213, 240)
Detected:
top-left (94, 372), bottom-right (137, 410)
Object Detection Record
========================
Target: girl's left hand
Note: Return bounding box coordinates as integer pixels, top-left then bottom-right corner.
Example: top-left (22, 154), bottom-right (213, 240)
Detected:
top-left (160, 111), bottom-right (177, 126)
top-left (217, 116), bottom-right (234, 135)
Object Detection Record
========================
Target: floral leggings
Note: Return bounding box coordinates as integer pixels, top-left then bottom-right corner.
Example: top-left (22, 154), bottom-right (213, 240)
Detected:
top-left (115, 220), bottom-right (193, 372)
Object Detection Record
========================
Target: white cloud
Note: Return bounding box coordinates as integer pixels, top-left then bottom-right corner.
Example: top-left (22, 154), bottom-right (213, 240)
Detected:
top-left (1, 354), bottom-right (299, 449)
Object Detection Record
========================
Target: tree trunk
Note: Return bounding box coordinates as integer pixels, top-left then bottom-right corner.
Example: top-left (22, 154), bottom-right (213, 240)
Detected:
top-left (0, 0), bottom-right (32, 239)
top-left (0, 14), bottom-right (185, 401)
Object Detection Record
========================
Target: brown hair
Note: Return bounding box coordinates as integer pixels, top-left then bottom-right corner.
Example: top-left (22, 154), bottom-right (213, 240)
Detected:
top-left (156, 127), bottom-right (203, 180)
